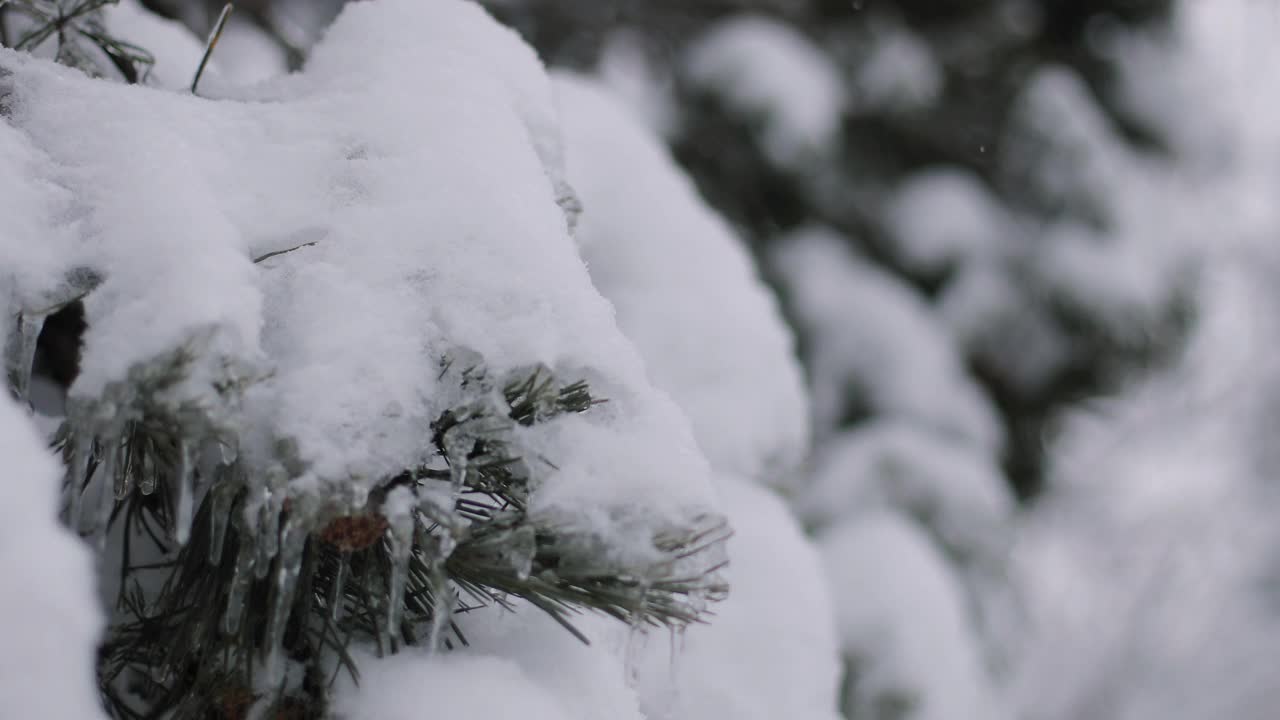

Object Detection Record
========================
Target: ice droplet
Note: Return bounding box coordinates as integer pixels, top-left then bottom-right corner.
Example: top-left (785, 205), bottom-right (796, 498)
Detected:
top-left (174, 439), bottom-right (195, 545)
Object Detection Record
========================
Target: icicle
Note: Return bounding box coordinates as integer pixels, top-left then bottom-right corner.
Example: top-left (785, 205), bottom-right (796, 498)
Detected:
top-left (208, 474), bottom-right (236, 566)
top-left (328, 552), bottom-right (349, 622)
top-left (384, 487), bottom-right (415, 643)
top-left (223, 526), bottom-right (256, 635)
top-left (66, 432), bottom-right (93, 528)
top-left (174, 439), bottom-right (195, 544)
top-left (623, 622), bottom-right (645, 689)
top-left (138, 447), bottom-right (157, 496)
top-left (425, 564), bottom-right (452, 655)
top-left (664, 625), bottom-right (686, 719)
top-left (262, 508), bottom-right (308, 690)
top-left (254, 469), bottom-right (286, 578)
top-left (93, 439), bottom-right (120, 550)
top-left (112, 435), bottom-right (132, 500)
top-left (5, 312), bottom-right (43, 403)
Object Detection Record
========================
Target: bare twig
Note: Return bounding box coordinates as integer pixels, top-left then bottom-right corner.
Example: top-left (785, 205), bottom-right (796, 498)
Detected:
top-left (190, 2), bottom-right (231, 95)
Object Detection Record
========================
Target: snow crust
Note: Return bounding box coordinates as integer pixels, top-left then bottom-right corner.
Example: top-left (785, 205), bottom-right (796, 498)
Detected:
top-left (0, 394), bottom-right (104, 720)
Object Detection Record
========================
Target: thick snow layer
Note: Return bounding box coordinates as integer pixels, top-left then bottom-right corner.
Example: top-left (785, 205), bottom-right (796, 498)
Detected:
top-left (333, 650), bottom-right (575, 720)
top-left (683, 15), bottom-right (846, 165)
top-left (0, 394), bottom-right (105, 719)
top-left (553, 73), bottom-right (809, 484)
top-left (798, 420), bottom-right (1013, 567)
top-left (819, 511), bottom-right (1005, 720)
top-left (0, 0), bottom-right (715, 566)
top-left (771, 226), bottom-right (1003, 454)
top-left (885, 169), bottom-right (1010, 275)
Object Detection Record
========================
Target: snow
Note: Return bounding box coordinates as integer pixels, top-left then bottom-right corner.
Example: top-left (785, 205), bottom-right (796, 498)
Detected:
top-left (632, 476), bottom-right (843, 720)
top-left (1004, 66), bottom-right (1196, 338)
top-left (771, 226), bottom-right (1004, 454)
top-left (1, 0), bottom-right (718, 584)
top-left (333, 650), bottom-right (577, 720)
top-left (884, 168), bottom-right (1010, 275)
top-left (1008, 2), bottom-right (1280, 718)
top-left (819, 511), bottom-right (1005, 720)
top-left (683, 14), bottom-right (846, 165)
top-left (852, 21), bottom-right (942, 113)
top-left (101, 0), bottom-right (213, 91)
top-left (798, 420), bottom-right (1013, 567)
top-left (554, 73), bottom-right (809, 485)
top-left (0, 393), bottom-right (105, 720)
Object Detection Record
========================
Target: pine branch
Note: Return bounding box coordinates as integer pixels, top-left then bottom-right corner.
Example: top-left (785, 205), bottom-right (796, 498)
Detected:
top-left (79, 353), bottom-right (729, 719)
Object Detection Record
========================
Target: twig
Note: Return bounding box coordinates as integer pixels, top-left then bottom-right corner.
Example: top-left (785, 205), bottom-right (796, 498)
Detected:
top-left (252, 241), bottom-right (317, 264)
top-left (191, 2), bottom-right (232, 95)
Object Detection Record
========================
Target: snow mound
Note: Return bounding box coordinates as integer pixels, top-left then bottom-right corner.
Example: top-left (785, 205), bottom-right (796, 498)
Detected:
top-left (0, 392), bottom-right (104, 720)
top-left (554, 73), bottom-right (809, 484)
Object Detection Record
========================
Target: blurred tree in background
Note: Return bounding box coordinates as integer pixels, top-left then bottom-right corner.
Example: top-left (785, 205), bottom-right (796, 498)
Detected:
top-left (0, 1), bottom-right (1220, 719)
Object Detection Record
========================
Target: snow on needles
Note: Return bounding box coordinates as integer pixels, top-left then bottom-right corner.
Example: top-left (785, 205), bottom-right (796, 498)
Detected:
top-left (0, 0), bottom-right (716, 572)
top-left (0, 392), bottom-right (104, 720)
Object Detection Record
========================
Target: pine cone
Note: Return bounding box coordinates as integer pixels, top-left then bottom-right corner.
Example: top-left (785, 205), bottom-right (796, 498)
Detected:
top-left (317, 512), bottom-right (389, 552)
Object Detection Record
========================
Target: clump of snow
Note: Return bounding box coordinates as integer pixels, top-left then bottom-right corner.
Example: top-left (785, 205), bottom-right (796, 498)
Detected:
top-left (771, 226), bottom-right (1003, 454)
top-left (0, 393), bottom-right (104, 720)
top-left (683, 14), bottom-right (846, 165)
top-left (884, 168), bottom-right (1010, 275)
top-left (819, 510), bottom-right (1007, 720)
top-left (1003, 66), bottom-right (1196, 338)
top-left (553, 73), bottom-right (809, 484)
top-left (797, 420), bottom-right (1013, 567)
top-left (1, 0), bottom-right (717, 580)
top-left (852, 21), bottom-right (942, 113)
